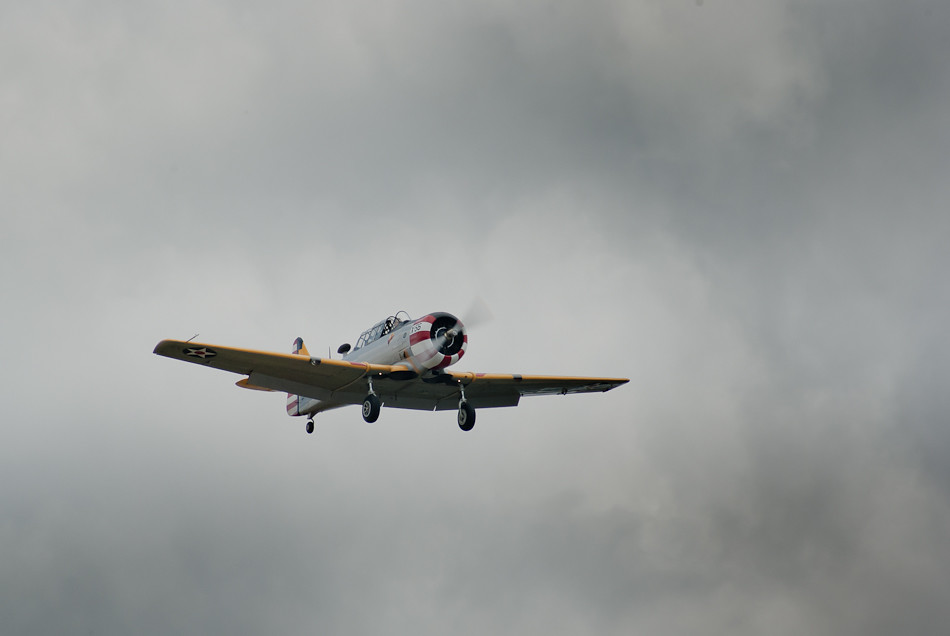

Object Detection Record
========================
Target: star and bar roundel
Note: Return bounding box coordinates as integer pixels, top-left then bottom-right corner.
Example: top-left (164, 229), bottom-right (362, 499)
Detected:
top-left (183, 346), bottom-right (217, 359)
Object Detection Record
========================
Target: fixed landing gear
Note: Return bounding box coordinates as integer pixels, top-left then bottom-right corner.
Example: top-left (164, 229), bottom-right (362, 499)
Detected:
top-left (361, 375), bottom-right (382, 423)
top-left (306, 419), bottom-right (314, 434)
top-left (362, 393), bottom-right (381, 423)
top-left (458, 401), bottom-right (475, 431)
top-left (456, 381), bottom-right (475, 431)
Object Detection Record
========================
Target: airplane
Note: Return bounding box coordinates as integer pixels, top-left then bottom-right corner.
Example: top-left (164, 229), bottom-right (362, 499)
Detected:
top-left (153, 310), bottom-right (628, 433)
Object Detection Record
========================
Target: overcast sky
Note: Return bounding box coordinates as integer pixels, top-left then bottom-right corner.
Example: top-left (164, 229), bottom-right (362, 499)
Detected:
top-left (2, 1), bottom-right (949, 634)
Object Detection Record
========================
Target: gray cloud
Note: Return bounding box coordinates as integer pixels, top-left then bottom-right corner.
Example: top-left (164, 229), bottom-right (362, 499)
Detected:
top-left (2, 0), bottom-right (949, 634)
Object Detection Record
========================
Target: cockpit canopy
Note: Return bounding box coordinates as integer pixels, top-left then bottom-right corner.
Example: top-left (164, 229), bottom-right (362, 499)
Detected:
top-left (353, 311), bottom-right (411, 350)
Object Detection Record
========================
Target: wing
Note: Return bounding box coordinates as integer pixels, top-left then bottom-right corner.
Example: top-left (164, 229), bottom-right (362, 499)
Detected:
top-left (153, 339), bottom-right (401, 404)
top-left (154, 339), bottom-right (628, 412)
top-left (391, 371), bottom-right (629, 411)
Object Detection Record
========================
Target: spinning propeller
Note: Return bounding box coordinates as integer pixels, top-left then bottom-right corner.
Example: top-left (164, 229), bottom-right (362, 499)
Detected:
top-left (430, 297), bottom-right (494, 354)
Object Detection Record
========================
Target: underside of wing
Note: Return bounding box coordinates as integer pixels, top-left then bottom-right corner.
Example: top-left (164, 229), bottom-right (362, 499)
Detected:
top-left (370, 371), bottom-right (630, 411)
top-left (153, 339), bottom-right (399, 405)
top-left (451, 371), bottom-right (628, 402)
top-left (154, 339), bottom-right (629, 414)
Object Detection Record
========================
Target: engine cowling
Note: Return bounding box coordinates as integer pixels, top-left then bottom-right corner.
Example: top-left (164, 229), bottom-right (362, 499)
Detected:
top-left (407, 312), bottom-right (467, 371)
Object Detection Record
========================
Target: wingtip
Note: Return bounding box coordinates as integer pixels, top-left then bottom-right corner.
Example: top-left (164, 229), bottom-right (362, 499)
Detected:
top-left (153, 339), bottom-right (172, 355)
top-left (153, 339), bottom-right (188, 356)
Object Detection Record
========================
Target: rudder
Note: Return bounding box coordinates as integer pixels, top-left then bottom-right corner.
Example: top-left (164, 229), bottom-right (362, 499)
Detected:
top-left (286, 337), bottom-right (309, 416)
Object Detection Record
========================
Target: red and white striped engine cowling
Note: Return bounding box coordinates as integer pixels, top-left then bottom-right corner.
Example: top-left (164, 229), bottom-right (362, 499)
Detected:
top-left (407, 312), bottom-right (467, 371)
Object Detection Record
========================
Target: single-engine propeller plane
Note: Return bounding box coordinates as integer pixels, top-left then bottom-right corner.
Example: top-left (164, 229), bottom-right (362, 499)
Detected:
top-left (153, 311), bottom-right (628, 433)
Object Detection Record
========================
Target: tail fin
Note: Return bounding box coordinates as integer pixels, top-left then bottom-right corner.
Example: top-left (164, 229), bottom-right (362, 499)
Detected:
top-left (291, 337), bottom-right (310, 357)
top-left (286, 337), bottom-right (309, 415)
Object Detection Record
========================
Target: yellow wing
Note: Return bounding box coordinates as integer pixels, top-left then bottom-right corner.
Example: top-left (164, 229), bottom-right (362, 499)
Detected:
top-left (402, 370), bottom-right (629, 411)
top-left (153, 340), bottom-right (400, 404)
top-left (153, 339), bottom-right (628, 411)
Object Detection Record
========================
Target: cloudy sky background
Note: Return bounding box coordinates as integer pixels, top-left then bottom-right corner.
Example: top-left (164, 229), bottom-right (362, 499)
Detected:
top-left (2, 0), bottom-right (949, 633)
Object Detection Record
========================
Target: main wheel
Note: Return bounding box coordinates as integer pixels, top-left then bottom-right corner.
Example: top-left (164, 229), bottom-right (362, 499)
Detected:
top-left (458, 401), bottom-right (476, 431)
top-left (362, 394), bottom-right (381, 423)
top-left (306, 419), bottom-right (314, 434)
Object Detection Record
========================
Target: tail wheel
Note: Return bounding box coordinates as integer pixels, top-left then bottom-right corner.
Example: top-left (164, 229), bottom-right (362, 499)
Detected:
top-left (362, 394), bottom-right (381, 423)
top-left (458, 401), bottom-right (476, 431)
top-left (306, 419), bottom-right (314, 434)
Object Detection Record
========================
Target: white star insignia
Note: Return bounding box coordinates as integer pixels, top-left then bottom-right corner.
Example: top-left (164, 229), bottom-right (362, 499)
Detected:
top-left (184, 347), bottom-right (217, 359)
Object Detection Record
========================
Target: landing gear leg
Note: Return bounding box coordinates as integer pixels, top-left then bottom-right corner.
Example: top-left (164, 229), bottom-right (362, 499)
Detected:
top-left (362, 394), bottom-right (381, 423)
top-left (457, 381), bottom-right (475, 431)
top-left (458, 401), bottom-right (475, 431)
top-left (362, 377), bottom-right (381, 423)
